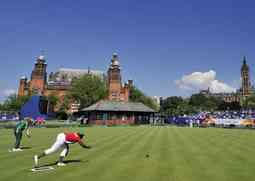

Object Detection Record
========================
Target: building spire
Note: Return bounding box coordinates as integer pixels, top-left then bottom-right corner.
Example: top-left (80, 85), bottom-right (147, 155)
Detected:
top-left (241, 56), bottom-right (249, 71)
top-left (38, 49), bottom-right (46, 62)
top-left (110, 53), bottom-right (120, 67)
top-left (243, 56), bottom-right (247, 65)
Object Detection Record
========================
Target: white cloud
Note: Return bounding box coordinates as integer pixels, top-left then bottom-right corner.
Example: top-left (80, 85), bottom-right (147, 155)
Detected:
top-left (0, 89), bottom-right (16, 102)
top-left (2, 89), bottom-right (16, 96)
top-left (175, 70), bottom-right (236, 93)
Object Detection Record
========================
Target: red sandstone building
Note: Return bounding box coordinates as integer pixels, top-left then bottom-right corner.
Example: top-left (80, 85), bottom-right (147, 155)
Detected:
top-left (18, 55), bottom-right (70, 101)
top-left (18, 55), bottom-right (104, 112)
top-left (18, 53), bottom-right (155, 123)
top-left (18, 54), bottom-right (130, 102)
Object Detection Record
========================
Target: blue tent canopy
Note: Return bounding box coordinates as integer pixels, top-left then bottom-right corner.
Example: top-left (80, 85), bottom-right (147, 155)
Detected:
top-left (20, 96), bottom-right (50, 120)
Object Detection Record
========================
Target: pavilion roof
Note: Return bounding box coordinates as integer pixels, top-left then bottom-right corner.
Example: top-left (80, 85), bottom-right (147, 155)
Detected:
top-left (81, 100), bottom-right (156, 113)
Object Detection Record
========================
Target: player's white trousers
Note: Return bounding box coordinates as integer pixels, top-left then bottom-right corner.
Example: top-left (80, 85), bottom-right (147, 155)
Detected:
top-left (44, 133), bottom-right (69, 157)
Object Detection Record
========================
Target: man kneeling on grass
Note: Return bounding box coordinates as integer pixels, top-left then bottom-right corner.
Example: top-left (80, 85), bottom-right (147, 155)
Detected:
top-left (34, 132), bottom-right (91, 167)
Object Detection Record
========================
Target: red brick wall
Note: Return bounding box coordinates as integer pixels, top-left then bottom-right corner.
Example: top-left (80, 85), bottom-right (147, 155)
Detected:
top-left (30, 79), bottom-right (45, 93)
top-left (18, 80), bottom-right (26, 96)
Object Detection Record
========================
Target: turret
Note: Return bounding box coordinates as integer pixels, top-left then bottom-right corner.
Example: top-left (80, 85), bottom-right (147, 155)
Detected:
top-left (18, 76), bottom-right (28, 96)
top-left (30, 55), bottom-right (47, 95)
top-left (107, 53), bottom-right (122, 101)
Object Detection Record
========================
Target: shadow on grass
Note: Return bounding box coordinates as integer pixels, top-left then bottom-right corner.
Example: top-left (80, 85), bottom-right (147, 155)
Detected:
top-left (63, 159), bottom-right (84, 164)
top-left (20, 146), bottom-right (32, 150)
top-left (40, 159), bottom-right (88, 167)
top-left (40, 161), bottom-right (58, 167)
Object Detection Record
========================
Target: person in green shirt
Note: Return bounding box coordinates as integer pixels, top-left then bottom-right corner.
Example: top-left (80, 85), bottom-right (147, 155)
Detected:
top-left (12, 117), bottom-right (33, 152)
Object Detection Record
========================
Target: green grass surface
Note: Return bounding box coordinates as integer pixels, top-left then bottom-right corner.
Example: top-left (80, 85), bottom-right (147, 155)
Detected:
top-left (1, 126), bottom-right (255, 181)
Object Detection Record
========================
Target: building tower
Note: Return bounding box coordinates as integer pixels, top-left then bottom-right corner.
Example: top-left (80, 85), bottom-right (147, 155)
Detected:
top-left (18, 76), bottom-right (28, 96)
top-left (241, 56), bottom-right (251, 97)
top-left (29, 55), bottom-right (47, 95)
top-left (107, 53), bottom-right (122, 101)
top-left (107, 53), bottom-right (132, 102)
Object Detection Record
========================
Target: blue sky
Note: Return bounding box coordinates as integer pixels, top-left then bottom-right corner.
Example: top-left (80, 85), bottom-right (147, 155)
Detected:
top-left (0, 0), bottom-right (254, 101)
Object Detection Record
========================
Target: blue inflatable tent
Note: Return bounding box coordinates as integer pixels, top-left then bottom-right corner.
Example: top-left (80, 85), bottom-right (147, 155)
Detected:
top-left (20, 96), bottom-right (50, 120)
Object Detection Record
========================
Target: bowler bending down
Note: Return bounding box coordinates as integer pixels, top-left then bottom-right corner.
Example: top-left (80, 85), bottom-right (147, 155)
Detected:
top-left (34, 132), bottom-right (91, 167)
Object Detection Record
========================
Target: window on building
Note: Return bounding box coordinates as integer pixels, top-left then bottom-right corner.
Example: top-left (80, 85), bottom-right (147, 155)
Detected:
top-left (96, 113), bottom-right (104, 120)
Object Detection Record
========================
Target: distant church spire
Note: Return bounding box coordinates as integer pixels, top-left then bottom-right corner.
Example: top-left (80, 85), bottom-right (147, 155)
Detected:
top-left (241, 56), bottom-right (251, 97)
top-left (243, 56), bottom-right (247, 64)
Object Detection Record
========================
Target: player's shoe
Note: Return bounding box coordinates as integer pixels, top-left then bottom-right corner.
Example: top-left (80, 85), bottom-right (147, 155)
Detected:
top-left (57, 162), bottom-right (66, 166)
top-left (34, 155), bottom-right (39, 167)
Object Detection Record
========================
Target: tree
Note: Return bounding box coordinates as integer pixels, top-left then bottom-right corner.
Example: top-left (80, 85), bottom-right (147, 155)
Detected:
top-left (189, 93), bottom-right (208, 111)
top-left (45, 94), bottom-right (60, 113)
top-left (242, 94), bottom-right (255, 109)
top-left (1, 94), bottom-right (30, 111)
top-left (129, 86), bottom-right (159, 111)
top-left (161, 96), bottom-right (183, 113)
top-left (47, 94), bottom-right (59, 107)
top-left (68, 74), bottom-right (107, 109)
top-left (204, 96), bottom-right (222, 111)
top-left (59, 95), bottom-right (71, 112)
top-left (160, 94), bottom-right (225, 116)
top-left (177, 99), bottom-right (197, 115)
top-left (0, 103), bottom-right (3, 111)
top-left (161, 96), bottom-right (196, 116)
top-left (189, 93), bottom-right (222, 112)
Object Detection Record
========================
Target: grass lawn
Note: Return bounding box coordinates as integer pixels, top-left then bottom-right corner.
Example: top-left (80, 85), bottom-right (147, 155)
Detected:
top-left (1, 126), bottom-right (255, 181)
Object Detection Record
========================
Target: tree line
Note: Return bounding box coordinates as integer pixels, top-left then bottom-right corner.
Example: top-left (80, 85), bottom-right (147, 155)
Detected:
top-left (160, 93), bottom-right (255, 116)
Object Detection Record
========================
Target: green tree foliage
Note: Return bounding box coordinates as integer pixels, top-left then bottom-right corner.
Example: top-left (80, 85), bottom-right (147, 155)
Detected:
top-left (189, 93), bottom-right (222, 112)
top-left (242, 94), bottom-right (255, 109)
top-left (55, 95), bottom-right (70, 120)
top-left (1, 94), bottom-right (30, 111)
top-left (161, 96), bottom-right (183, 113)
top-left (47, 94), bottom-right (59, 107)
top-left (0, 103), bottom-right (3, 110)
top-left (161, 96), bottom-right (196, 116)
top-left (68, 74), bottom-right (107, 109)
top-left (206, 96), bottom-right (223, 111)
top-left (59, 95), bottom-right (71, 112)
top-left (129, 86), bottom-right (159, 111)
top-left (161, 94), bottom-right (225, 115)
top-left (189, 94), bottom-right (208, 110)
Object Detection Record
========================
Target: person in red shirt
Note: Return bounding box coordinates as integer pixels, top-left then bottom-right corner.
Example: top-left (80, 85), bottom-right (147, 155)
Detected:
top-left (34, 132), bottom-right (91, 167)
